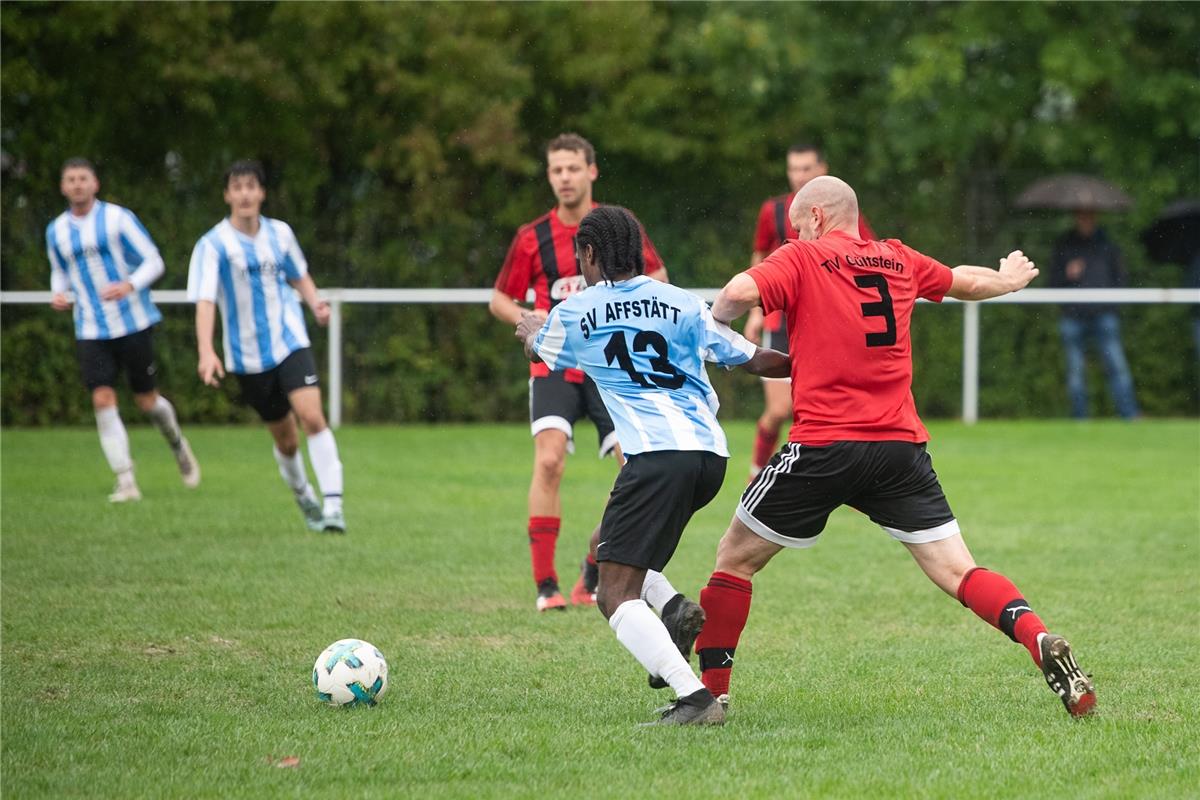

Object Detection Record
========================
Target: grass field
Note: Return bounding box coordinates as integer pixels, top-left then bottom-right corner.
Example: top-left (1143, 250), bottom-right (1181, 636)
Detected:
top-left (2, 420), bottom-right (1198, 798)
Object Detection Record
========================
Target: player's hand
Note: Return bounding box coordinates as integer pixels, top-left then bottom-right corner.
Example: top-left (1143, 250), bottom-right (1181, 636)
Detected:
top-left (311, 300), bottom-right (331, 327)
top-left (50, 293), bottom-right (73, 311)
top-left (100, 281), bottom-right (133, 301)
top-left (198, 351), bottom-right (225, 387)
top-left (515, 310), bottom-right (544, 343)
top-left (743, 314), bottom-right (763, 345)
top-left (999, 250), bottom-right (1038, 292)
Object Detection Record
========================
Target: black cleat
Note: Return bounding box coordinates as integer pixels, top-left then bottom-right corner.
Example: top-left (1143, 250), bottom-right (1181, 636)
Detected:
top-left (649, 595), bottom-right (706, 689)
top-left (1040, 634), bottom-right (1096, 717)
top-left (641, 689), bottom-right (725, 726)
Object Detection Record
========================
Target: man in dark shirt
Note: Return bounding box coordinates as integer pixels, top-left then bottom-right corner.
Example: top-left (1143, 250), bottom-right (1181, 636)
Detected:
top-left (1049, 211), bottom-right (1139, 419)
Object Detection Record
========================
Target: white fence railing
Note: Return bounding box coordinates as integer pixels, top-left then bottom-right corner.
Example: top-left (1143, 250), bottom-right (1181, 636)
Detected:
top-left (3, 288), bottom-right (1198, 428)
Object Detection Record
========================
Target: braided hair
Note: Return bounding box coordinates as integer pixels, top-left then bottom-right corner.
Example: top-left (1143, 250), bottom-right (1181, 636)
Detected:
top-left (576, 205), bottom-right (645, 283)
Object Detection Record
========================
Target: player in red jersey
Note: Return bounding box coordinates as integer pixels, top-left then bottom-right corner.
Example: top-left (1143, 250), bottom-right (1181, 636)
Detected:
top-left (490, 133), bottom-right (670, 612)
top-left (694, 176), bottom-right (1096, 718)
top-left (744, 143), bottom-right (877, 480)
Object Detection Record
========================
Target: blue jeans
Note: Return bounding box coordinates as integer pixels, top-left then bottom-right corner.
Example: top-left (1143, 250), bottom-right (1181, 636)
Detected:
top-left (1058, 313), bottom-right (1139, 419)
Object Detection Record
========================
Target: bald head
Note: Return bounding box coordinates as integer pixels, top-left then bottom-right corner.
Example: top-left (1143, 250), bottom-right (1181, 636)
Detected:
top-left (789, 175), bottom-right (860, 240)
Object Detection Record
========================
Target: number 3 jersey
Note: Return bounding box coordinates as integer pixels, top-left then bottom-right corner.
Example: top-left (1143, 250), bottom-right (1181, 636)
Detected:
top-left (531, 276), bottom-right (756, 457)
top-left (748, 229), bottom-right (954, 445)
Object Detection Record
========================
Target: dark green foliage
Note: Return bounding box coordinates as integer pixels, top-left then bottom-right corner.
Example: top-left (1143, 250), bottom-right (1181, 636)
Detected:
top-left (3, 2), bottom-right (1197, 424)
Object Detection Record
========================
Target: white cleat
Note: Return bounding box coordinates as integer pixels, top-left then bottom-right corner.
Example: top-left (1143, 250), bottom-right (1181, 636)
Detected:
top-left (175, 438), bottom-right (201, 488)
top-left (108, 479), bottom-right (142, 503)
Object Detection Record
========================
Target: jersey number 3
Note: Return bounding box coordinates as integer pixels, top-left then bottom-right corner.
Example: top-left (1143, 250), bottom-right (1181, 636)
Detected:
top-left (855, 274), bottom-right (897, 347)
top-left (604, 331), bottom-right (686, 389)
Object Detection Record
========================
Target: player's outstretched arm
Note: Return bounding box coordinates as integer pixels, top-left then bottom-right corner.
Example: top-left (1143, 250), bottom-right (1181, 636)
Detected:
top-left (515, 311), bottom-right (545, 363)
top-left (739, 346), bottom-right (790, 378)
top-left (288, 275), bottom-right (330, 326)
top-left (947, 250), bottom-right (1039, 301)
top-left (712, 273), bottom-right (761, 324)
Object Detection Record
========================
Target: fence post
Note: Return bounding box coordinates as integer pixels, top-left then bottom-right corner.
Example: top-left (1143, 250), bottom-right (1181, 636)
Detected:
top-left (962, 301), bottom-right (980, 425)
top-left (328, 296), bottom-right (343, 429)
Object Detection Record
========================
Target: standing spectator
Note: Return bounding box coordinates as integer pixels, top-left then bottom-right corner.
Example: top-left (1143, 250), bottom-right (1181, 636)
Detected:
top-left (1050, 210), bottom-right (1139, 419)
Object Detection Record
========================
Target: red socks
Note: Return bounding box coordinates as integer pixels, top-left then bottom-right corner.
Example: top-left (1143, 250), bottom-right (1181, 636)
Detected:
top-left (958, 567), bottom-right (1048, 666)
top-left (696, 571), bottom-right (753, 696)
top-left (752, 423), bottom-right (781, 473)
top-left (528, 516), bottom-right (560, 587)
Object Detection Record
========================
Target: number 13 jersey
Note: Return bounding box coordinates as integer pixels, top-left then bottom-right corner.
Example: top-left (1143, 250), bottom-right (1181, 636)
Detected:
top-left (531, 275), bottom-right (756, 457)
top-left (748, 229), bottom-right (954, 445)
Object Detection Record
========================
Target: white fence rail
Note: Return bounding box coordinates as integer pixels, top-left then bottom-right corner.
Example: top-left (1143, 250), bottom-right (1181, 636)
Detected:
top-left (4, 288), bottom-right (1198, 428)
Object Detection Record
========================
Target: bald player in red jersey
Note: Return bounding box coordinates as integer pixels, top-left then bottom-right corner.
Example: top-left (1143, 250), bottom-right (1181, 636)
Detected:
top-left (744, 143), bottom-right (876, 481)
top-left (490, 133), bottom-right (669, 612)
top-left (694, 176), bottom-right (1096, 718)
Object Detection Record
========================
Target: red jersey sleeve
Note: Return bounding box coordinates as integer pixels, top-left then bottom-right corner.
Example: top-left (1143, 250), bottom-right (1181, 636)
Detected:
top-left (494, 228), bottom-right (534, 300)
top-left (858, 213), bottom-right (876, 241)
top-left (641, 227), bottom-right (665, 274)
top-left (747, 242), bottom-right (803, 316)
top-left (903, 244), bottom-right (953, 302)
top-left (753, 200), bottom-right (776, 254)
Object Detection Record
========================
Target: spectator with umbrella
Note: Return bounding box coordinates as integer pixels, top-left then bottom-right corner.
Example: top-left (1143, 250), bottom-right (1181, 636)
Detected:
top-left (1016, 175), bottom-right (1139, 420)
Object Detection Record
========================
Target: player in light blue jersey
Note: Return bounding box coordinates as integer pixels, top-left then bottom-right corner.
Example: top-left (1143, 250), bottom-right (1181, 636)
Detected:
top-left (46, 157), bottom-right (200, 502)
top-left (188, 161), bottom-right (345, 533)
top-left (518, 206), bottom-right (789, 725)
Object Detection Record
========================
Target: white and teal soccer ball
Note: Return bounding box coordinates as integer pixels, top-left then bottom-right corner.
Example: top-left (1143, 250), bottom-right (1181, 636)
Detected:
top-left (312, 639), bottom-right (389, 707)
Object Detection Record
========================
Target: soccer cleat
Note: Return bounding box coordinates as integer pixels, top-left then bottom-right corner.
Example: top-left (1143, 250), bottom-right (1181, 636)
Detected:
top-left (536, 579), bottom-right (567, 612)
top-left (108, 479), bottom-right (142, 503)
top-left (641, 689), bottom-right (726, 726)
top-left (322, 509), bottom-right (346, 534)
top-left (296, 492), bottom-right (325, 532)
top-left (174, 438), bottom-right (201, 488)
top-left (1039, 634), bottom-right (1096, 717)
top-left (570, 574), bottom-right (596, 606)
top-left (649, 596), bottom-right (706, 689)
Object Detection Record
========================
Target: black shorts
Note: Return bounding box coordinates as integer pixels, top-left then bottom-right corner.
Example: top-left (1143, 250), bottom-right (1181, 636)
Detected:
top-left (76, 326), bottom-right (159, 393)
top-left (530, 370), bottom-right (618, 457)
top-left (762, 318), bottom-right (790, 356)
top-left (597, 450), bottom-right (728, 571)
top-left (234, 348), bottom-right (320, 423)
top-left (737, 441), bottom-right (958, 547)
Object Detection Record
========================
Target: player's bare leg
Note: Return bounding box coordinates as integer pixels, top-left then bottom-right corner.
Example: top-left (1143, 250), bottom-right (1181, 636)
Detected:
top-left (750, 379), bottom-right (791, 480)
top-left (695, 517), bottom-right (783, 700)
top-left (289, 386), bottom-right (344, 532)
top-left (905, 533), bottom-right (1096, 717)
top-left (529, 429), bottom-right (568, 610)
top-left (266, 412), bottom-right (324, 532)
top-left (93, 386), bottom-right (140, 502)
top-left (597, 561), bottom-right (724, 726)
top-left (134, 389), bottom-right (199, 488)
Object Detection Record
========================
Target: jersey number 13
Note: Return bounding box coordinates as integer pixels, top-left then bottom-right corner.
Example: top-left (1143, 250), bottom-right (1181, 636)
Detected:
top-left (604, 331), bottom-right (685, 389)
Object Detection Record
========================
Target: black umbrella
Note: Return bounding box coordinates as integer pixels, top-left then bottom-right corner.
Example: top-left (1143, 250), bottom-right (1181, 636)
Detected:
top-left (1015, 174), bottom-right (1133, 212)
top-left (1140, 199), bottom-right (1200, 266)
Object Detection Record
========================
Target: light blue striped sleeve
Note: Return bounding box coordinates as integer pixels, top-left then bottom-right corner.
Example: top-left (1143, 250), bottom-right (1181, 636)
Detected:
top-left (119, 209), bottom-right (165, 291)
top-left (187, 237), bottom-right (220, 303)
top-left (279, 222), bottom-right (308, 280)
top-left (698, 299), bottom-right (755, 366)
top-left (46, 223), bottom-right (71, 294)
top-left (532, 306), bottom-right (577, 371)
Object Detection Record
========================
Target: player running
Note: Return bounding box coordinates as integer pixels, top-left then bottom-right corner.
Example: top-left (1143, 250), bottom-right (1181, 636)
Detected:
top-left (490, 133), bottom-right (670, 612)
top-left (744, 143), bottom-right (876, 481)
top-left (517, 206), bottom-right (789, 726)
top-left (46, 157), bottom-right (200, 502)
top-left (188, 160), bottom-right (345, 533)
top-left (695, 176), bottom-right (1096, 718)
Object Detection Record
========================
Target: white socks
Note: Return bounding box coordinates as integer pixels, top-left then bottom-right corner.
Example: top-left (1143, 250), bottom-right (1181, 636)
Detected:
top-left (609, 599), bottom-right (704, 699)
top-left (273, 445), bottom-right (310, 494)
top-left (145, 395), bottom-right (182, 450)
top-left (306, 428), bottom-right (343, 515)
top-left (641, 570), bottom-right (679, 613)
top-left (95, 406), bottom-right (133, 476)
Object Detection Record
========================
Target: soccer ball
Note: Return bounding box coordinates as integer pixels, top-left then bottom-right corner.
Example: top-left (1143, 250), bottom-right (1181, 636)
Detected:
top-left (312, 639), bottom-right (389, 707)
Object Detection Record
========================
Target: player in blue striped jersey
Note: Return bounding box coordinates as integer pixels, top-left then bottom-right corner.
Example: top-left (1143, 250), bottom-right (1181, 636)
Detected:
top-left (518, 206), bottom-right (789, 725)
top-left (188, 161), bottom-right (345, 533)
top-left (46, 157), bottom-right (200, 502)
